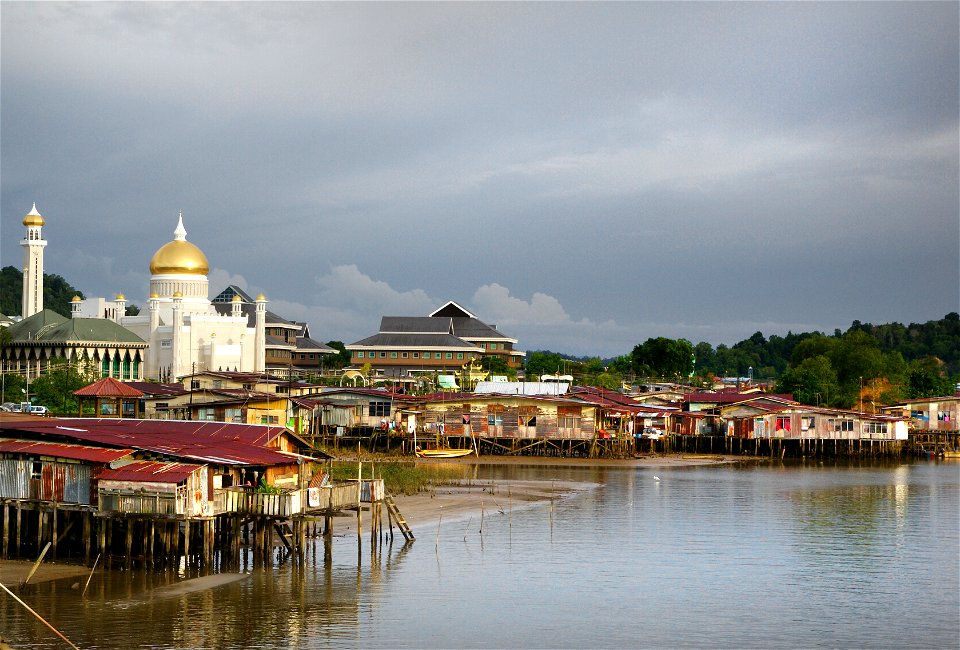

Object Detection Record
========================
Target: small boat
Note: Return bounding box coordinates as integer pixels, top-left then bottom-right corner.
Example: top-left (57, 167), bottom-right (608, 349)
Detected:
top-left (942, 449), bottom-right (960, 459)
top-left (415, 446), bottom-right (475, 459)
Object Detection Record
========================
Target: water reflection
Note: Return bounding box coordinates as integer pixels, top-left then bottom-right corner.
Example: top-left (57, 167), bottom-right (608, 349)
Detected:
top-left (2, 462), bottom-right (957, 649)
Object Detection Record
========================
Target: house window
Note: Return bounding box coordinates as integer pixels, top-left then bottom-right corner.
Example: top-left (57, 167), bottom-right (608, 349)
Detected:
top-left (489, 343), bottom-right (498, 350)
top-left (487, 413), bottom-right (503, 427)
top-left (225, 408), bottom-right (243, 423)
top-left (559, 416), bottom-right (580, 429)
top-left (358, 351), bottom-right (365, 359)
top-left (212, 380), bottom-right (222, 389)
top-left (801, 417), bottom-right (815, 431)
top-left (160, 339), bottom-right (172, 348)
top-left (776, 417), bottom-right (791, 432)
top-left (833, 419), bottom-right (854, 432)
top-left (379, 351), bottom-right (387, 358)
top-left (423, 352), bottom-right (431, 359)
top-left (260, 415), bottom-right (279, 424)
top-left (190, 380), bottom-right (200, 390)
top-left (198, 407), bottom-right (217, 421)
top-left (412, 352), bottom-right (420, 359)
top-left (480, 343), bottom-right (487, 349)
top-left (401, 352), bottom-right (408, 359)
top-left (864, 422), bottom-right (888, 434)
top-left (457, 353), bottom-right (464, 359)
top-left (369, 401), bottom-right (390, 417)
top-left (31, 462), bottom-right (42, 480)
top-left (445, 352), bottom-right (453, 359)
top-left (390, 352), bottom-right (398, 359)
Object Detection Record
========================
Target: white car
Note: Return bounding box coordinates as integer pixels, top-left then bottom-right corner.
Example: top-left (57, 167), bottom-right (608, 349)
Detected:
top-left (642, 428), bottom-right (664, 440)
top-left (26, 405), bottom-right (49, 415)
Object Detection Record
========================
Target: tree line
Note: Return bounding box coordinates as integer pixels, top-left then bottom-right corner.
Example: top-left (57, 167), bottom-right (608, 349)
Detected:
top-left (526, 313), bottom-right (960, 408)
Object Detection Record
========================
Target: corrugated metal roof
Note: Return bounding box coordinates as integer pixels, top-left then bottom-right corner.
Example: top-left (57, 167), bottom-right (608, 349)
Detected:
top-left (0, 438), bottom-right (134, 463)
top-left (97, 460), bottom-right (201, 483)
top-left (0, 415), bottom-right (300, 466)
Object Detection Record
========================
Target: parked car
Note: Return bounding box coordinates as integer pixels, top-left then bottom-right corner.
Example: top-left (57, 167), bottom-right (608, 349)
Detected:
top-left (26, 405), bottom-right (49, 415)
top-left (0, 402), bottom-right (18, 412)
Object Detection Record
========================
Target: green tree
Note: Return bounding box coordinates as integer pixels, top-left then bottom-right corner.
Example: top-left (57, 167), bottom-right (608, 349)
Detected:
top-left (525, 351), bottom-right (566, 378)
top-left (906, 357), bottom-right (954, 398)
top-left (631, 337), bottom-right (694, 379)
top-left (776, 355), bottom-right (838, 406)
top-left (1, 371), bottom-right (26, 405)
top-left (27, 360), bottom-right (100, 415)
top-left (323, 341), bottom-right (351, 369)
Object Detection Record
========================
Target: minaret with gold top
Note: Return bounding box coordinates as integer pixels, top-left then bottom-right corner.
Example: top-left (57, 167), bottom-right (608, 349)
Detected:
top-left (20, 203), bottom-right (47, 318)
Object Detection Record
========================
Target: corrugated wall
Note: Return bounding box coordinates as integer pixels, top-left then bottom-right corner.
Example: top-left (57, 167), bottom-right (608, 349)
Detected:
top-left (0, 460), bottom-right (30, 499)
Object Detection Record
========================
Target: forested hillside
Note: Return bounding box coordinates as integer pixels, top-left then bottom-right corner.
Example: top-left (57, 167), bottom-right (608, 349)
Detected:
top-left (0, 265), bottom-right (85, 318)
top-left (528, 313), bottom-right (960, 408)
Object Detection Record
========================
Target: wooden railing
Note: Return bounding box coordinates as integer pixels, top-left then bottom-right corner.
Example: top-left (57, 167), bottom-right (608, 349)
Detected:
top-left (214, 480), bottom-right (381, 516)
top-left (99, 488), bottom-right (183, 516)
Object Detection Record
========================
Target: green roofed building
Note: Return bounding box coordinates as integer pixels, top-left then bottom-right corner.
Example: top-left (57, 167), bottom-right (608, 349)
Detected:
top-left (2, 309), bottom-right (148, 383)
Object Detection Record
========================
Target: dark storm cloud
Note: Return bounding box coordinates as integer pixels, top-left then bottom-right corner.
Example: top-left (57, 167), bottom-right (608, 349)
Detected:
top-left (2, 1), bottom-right (957, 356)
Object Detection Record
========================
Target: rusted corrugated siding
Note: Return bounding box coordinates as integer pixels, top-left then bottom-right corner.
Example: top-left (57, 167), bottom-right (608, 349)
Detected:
top-left (40, 463), bottom-right (92, 504)
top-left (0, 459), bottom-right (30, 499)
top-left (0, 460), bottom-right (91, 504)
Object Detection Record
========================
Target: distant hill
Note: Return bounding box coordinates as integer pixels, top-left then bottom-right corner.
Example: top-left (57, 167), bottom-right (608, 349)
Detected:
top-left (529, 313), bottom-right (960, 380)
top-left (0, 265), bottom-right (85, 318)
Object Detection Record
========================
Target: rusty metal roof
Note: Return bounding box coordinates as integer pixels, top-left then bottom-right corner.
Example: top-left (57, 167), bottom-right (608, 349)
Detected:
top-left (97, 460), bottom-right (201, 483)
top-left (0, 414), bottom-right (302, 466)
top-left (0, 438), bottom-right (134, 463)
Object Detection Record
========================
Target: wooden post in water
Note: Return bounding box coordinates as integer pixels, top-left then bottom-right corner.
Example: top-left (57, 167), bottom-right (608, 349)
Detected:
top-left (15, 503), bottom-right (22, 558)
top-left (125, 519), bottom-right (133, 570)
top-left (50, 504), bottom-right (58, 560)
top-left (2, 503), bottom-right (8, 559)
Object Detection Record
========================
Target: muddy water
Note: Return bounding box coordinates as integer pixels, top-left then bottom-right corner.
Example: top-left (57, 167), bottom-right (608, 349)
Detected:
top-left (2, 461), bottom-right (958, 649)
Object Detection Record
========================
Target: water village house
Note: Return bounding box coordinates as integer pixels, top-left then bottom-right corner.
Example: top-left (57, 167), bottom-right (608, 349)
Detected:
top-left (346, 301), bottom-right (525, 386)
top-left (0, 411), bottom-right (358, 568)
top-left (667, 393), bottom-right (910, 442)
top-left (881, 396), bottom-right (959, 432)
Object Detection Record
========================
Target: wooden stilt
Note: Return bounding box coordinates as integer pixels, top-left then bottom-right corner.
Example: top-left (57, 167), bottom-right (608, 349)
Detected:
top-left (3, 503), bottom-right (8, 559)
top-left (125, 519), bottom-right (133, 570)
top-left (15, 503), bottom-right (21, 558)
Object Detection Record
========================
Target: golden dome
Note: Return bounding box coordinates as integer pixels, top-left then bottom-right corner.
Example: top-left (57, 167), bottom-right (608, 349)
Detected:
top-left (115, 293), bottom-right (126, 300)
top-left (71, 295), bottom-right (82, 303)
top-left (231, 295), bottom-right (242, 302)
top-left (255, 293), bottom-right (266, 301)
top-left (149, 213), bottom-right (209, 275)
top-left (23, 203), bottom-right (44, 227)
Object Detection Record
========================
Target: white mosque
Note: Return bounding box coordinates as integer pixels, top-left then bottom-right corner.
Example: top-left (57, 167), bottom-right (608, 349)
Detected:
top-left (20, 205), bottom-right (267, 381)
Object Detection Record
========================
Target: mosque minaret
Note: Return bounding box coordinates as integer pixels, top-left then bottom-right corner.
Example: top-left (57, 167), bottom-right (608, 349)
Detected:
top-left (20, 203), bottom-right (47, 318)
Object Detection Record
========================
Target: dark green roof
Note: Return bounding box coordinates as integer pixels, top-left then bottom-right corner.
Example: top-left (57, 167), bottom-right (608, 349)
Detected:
top-left (6, 309), bottom-right (146, 345)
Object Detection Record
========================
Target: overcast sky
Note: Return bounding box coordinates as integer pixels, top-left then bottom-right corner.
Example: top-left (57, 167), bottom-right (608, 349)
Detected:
top-left (2, 2), bottom-right (957, 357)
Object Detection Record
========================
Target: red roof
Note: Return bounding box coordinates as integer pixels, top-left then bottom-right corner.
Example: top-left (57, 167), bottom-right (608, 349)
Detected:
top-left (686, 391), bottom-right (794, 404)
top-left (97, 461), bottom-right (202, 484)
top-left (0, 415), bottom-right (301, 467)
top-left (74, 377), bottom-right (145, 398)
top-left (0, 438), bottom-right (133, 463)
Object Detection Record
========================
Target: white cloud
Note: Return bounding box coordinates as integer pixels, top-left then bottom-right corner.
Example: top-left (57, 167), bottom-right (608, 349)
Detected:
top-left (208, 269), bottom-right (251, 296)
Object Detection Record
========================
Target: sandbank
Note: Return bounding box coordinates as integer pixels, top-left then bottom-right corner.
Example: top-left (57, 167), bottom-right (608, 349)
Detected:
top-left (329, 452), bottom-right (756, 538)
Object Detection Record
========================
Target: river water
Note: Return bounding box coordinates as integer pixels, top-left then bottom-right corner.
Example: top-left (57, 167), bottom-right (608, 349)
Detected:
top-left (3, 460), bottom-right (958, 649)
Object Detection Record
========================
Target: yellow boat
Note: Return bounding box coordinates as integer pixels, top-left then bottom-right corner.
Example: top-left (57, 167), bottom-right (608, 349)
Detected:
top-left (415, 447), bottom-right (475, 459)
